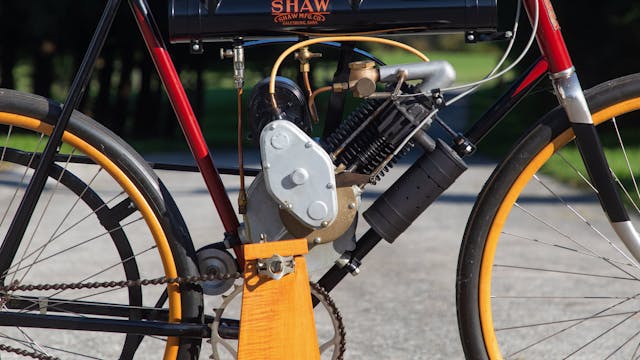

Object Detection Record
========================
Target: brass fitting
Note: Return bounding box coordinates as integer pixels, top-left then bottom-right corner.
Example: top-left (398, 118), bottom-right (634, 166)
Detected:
top-left (294, 47), bottom-right (322, 72)
top-left (348, 61), bottom-right (379, 98)
top-left (332, 82), bottom-right (350, 93)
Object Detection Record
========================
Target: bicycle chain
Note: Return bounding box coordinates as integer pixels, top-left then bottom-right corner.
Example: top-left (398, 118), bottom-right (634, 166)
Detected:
top-left (0, 273), bottom-right (346, 359)
top-left (0, 272), bottom-right (241, 359)
top-left (0, 344), bottom-right (61, 360)
top-left (310, 282), bottom-right (347, 360)
top-left (0, 272), bottom-right (242, 293)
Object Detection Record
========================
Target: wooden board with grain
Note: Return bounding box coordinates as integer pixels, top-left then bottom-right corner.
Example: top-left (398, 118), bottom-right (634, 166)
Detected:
top-left (237, 239), bottom-right (320, 360)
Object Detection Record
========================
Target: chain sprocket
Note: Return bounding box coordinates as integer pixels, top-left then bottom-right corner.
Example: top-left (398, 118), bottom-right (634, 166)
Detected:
top-left (0, 274), bottom-right (345, 360)
top-left (209, 282), bottom-right (346, 360)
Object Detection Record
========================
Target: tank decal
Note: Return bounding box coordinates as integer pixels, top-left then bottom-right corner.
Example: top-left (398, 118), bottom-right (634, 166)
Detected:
top-left (272, 0), bottom-right (331, 26)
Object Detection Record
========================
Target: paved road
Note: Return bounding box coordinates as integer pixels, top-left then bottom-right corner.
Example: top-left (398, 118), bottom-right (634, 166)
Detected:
top-left (1, 144), bottom-right (622, 359)
top-left (149, 149), bottom-right (497, 360)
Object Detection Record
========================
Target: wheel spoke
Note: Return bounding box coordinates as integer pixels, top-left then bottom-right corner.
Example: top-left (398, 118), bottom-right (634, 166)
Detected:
top-left (13, 245), bottom-right (157, 315)
top-left (0, 133), bottom-right (45, 230)
top-left (613, 173), bottom-right (640, 216)
top-left (5, 190), bottom-right (127, 274)
top-left (506, 293), bottom-right (640, 358)
top-left (612, 117), bottom-right (640, 205)
top-left (4, 217), bottom-right (143, 279)
top-left (14, 149), bottom-right (78, 285)
top-left (503, 231), bottom-right (638, 277)
top-left (557, 151), bottom-right (599, 193)
top-left (603, 327), bottom-right (640, 359)
top-left (494, 264), bottom-right (637, 281)
top-left (497, 310), bottom-right (640, 332)
top-left (0, 331), bottom-right (103, 359)
top-left (0, 126), bottom-right (13, 165)
top-left (531, 174), bottom-right (640, 271)
top-left (632, 340), bottom-right (640, 359)
top-left (563, 311), bottom-right (638, 359)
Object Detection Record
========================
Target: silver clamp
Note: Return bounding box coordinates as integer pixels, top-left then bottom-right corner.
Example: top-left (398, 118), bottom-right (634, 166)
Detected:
top-left (257, 254), bottom-right (295, 280)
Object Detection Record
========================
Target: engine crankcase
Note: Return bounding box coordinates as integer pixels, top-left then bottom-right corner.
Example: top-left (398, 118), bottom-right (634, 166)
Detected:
top-left (260, 120), bottom-right (338, 229)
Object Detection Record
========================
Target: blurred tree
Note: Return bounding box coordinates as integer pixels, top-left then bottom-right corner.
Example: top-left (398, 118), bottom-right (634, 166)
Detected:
top-left (1, 0), bottom-right (638, 143)
top-left (555, 1), bottom-right (640, 87)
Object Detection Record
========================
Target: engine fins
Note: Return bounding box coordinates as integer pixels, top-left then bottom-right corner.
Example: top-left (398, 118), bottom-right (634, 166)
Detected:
top-left (323, 99), bottom-right (415, 185)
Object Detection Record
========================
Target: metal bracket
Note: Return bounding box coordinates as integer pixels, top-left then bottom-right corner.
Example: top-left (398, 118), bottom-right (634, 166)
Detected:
top-left (257, 254), bottom-right (295, 280)
top-left (190, 39), bottom-right (204, 54)
top-left (335, 252), bottom-right (361, 276)
top-left (465, 30), bottom-right (513, 43)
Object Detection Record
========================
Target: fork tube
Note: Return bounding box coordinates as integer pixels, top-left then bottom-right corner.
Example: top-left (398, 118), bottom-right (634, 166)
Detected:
top-left (129, 0), bottom-right (240, 237)
top-left (0, 0), bottom-right (123, 281)
top-left (524, 0), bottom-right (640, 262)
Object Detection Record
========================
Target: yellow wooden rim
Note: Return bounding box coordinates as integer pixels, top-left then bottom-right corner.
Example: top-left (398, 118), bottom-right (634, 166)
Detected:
top-left (479, 98), bottom-right (640, 359)
top-left (0, 112), bottom-right (182, 359)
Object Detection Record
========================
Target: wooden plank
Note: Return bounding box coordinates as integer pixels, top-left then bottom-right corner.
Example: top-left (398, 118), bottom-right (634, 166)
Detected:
top-left (237, 246), bottom-right (319, 360)
top-left (242, 238), bottom-right (308, 260)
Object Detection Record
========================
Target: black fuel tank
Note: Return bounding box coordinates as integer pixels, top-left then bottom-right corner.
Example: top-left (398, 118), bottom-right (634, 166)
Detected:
top-left (169, 0), bottom-right (498, 42)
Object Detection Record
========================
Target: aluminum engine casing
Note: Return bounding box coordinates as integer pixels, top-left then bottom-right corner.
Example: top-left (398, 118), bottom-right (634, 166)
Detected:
top-left (240, 173), bottom-right (357, 280)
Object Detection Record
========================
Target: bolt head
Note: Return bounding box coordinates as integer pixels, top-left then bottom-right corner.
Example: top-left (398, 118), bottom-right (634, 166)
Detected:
top-left (290, 168), bottom-right (309, 185)
top-left (307, 201), bottom-right (329, 220)
top-left (313, 237), bottom-right (322, 244)
top-left (270, 131), bottom-right (290, 150)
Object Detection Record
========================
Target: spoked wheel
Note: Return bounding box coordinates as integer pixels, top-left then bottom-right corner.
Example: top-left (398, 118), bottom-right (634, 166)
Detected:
top-left (457, 73), bottom-right (640, 359)
top-left (0, 89), bottom-right (203, 359)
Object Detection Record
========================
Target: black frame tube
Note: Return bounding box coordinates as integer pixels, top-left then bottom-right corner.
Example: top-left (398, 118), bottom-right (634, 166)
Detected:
top-left (464, 57), bottom-right (548, 146)
top-left (317, 229), bottom-right (383, 294)
top-left (0, 312), bottom-right (208, 338)
top-left (0, 0), bottom-right (123, 280)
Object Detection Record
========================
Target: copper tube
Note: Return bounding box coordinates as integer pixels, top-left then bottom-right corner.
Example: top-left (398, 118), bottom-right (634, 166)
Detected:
top-left (309, 86), bottom-right (332, 124)
top-left (302, 71), bottom-right (313, 98)
top-left (302, 72), bottom-right (319, 123)
top-left (269, 36), bottom-right (430, 110)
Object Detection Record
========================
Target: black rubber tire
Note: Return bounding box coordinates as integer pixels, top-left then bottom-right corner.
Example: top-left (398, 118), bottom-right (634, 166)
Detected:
top-left (456, 73), bottom-right (640, 359)
top-left (0, 88), bottom-right (204, 359)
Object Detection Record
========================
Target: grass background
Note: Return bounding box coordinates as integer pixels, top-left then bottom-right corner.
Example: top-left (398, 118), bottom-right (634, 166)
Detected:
top-left (7, 42), bottom-right (637, 194)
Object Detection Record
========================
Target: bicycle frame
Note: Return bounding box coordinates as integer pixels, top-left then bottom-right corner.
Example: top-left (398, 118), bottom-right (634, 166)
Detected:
top-left (1, 0), bottom-right (638, 340)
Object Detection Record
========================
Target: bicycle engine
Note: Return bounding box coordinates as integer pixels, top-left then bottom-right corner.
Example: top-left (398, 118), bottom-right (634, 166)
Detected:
top-left (241, 59), bottom-right (457, 278)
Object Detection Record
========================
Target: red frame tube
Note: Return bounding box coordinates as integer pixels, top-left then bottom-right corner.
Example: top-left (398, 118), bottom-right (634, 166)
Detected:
top-left (523, 0), bottom-right (573, 74)
top-left (129, 0), bottom-right (240, 237)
